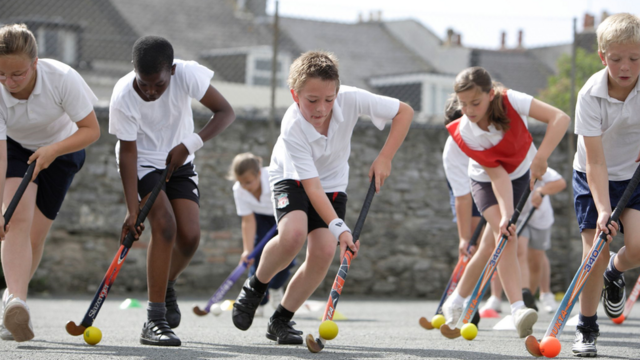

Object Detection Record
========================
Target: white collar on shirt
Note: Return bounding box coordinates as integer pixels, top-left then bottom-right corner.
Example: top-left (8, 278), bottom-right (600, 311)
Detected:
top-left (1, 62), bottom-right (43, 108)
top-left (591, 68), bottom-right (640, 102)
top-left (297, 101), bottom-right (345, 142)
top-left (462, 115), bottom-right (502, 136)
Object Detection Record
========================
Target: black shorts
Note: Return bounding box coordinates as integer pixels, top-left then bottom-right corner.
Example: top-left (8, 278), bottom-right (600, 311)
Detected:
top-left (138, 163), bottom-right (199, 206)
top-left (6, 137), bottom-right (85, 220)
top-left (471, 170), bottom-right (530, 213)
top-left (273, 180), bottom-right (347, 233)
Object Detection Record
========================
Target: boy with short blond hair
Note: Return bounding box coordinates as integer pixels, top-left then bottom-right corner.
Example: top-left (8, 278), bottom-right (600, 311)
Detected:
top-left (572, 12), bottom-right (640, 357)
top-left (232, 51), bottom-right (413, 344)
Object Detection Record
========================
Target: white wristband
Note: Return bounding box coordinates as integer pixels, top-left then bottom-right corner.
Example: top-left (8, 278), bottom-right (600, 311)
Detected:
top-left (329, 218), bottom-right (351, 243)
top-left (181, 133), bottom-right (203, 155)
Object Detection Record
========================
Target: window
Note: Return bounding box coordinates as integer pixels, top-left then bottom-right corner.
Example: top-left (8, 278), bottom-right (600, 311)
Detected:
top-left (36, 26), bottom-right (78, 65)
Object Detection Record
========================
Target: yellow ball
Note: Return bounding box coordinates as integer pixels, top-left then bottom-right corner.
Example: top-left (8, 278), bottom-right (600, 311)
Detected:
top-left (84, 326), bottom-right (102, 345)
top-left (460, 323), bottom-right (478, 341)
top-left (318, 320), bottom-right (339, 340)
top-left (431, 314), bottom-right (446, 329)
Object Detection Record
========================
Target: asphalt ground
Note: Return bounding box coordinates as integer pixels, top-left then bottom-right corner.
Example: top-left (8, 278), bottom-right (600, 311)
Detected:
top-left (1, 296), bottom-right (639, 359)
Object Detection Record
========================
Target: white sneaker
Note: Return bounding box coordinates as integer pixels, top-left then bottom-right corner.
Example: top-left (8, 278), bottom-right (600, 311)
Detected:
top-left (513, 307), bottom-right (538, 338)
top-left (270, 287), bottom-right (284, 310)
top-left (480, 295), bottom-right (502, 313)
top-left (442, 296), bottom-right (463, 327)
top-left (540, 292), bottom-right (557, 314)
top-left (3, 296), bottom-right (34, 342)
top-left (0, 289), bottom-right (13, 341)
top-left (255, 304), bottom-right (264, 317)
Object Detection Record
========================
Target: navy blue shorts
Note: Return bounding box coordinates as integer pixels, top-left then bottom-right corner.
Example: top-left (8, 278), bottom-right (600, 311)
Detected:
top-left (138, 163), bottom-right (199, 206)
top-left (6, 137), bottom-right (85, 220)
top-left (446, 180), bottom-right (481, 222)
top-left (573, 170), bottom-right (640, 232)
top-left (272, 180), bottom-right (347, 233)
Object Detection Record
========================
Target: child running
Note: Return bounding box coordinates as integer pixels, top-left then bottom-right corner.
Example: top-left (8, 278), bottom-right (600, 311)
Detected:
top-left (441, 66), bottom-right (569, 338)
top-left (109, 36), bottom-right (235, 346)
top-left (0, 24), bottom-right (100, 342)
top-left (232, 51), bottom-right (413, 344)
top-left (571, 13), bottom-right (640, 357)
top-left (228, 152), bottom-right (296, 316)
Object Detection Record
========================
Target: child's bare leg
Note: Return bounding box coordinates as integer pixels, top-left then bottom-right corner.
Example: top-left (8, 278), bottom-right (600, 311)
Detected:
top-left (578, 229), bottom-right (609, 317)
top-left (1, 181), bottom-right (37, 300)
top-left (256, 211), bottom-right (307, 282)
top-left (28, 208), bottom-right (53, 279)
top-left (518, 235), bottom-right (530, 287)
top-left (168, 199), bottom-right (200, 281)
top-left (455, 224), bottom-right (495, 296)
top-left (281, 228), bottom-right (336, 312)
top-left (528, 248), bottom-right (545, 294)
top-left (613, 209), bottom-right (640, 271)
top-left (146, 193), bottom-right (177, 303)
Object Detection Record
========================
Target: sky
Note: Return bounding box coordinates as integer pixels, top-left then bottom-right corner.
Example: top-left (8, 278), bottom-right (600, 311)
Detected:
top-left (266, 0), bottom-right (640, 49)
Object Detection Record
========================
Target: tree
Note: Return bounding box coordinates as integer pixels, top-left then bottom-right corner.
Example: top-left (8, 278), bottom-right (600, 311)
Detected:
top-left (539, 47), bottom-right (604, 115)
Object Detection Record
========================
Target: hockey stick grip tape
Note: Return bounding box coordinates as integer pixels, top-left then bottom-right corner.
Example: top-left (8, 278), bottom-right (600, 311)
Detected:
top-left (122, 168), bottom-right (170, 248)
top-left (352, 176), bottom-right (376, 241)
top-left (468, 216), bottom-right (486, 248)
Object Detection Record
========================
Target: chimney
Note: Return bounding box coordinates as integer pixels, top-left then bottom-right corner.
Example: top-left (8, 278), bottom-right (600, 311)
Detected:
top-left (358, 12), bottom-right (363, 23)
top-left (518, 30), bottom-right (523, 49)
top-left (601, 11), bottom-right (609, 24)
top-left (446, 28), bottom-right (454, 46)
top-left (377, 10), bottom-right (383, 22)
top-left (369, 11), bottom-right (374, 22)
top-left (500, 31), bottom-right (506, 50)
top-left (584, 13), bottom-right (595, 31)
top-left (457, 33), bottom-right (462, 46)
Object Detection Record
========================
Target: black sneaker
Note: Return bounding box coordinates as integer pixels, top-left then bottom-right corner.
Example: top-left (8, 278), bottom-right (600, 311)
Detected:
top-left (572, 325), bottom-right (599, 357)
top-left (140, 319), bottom-right (181, 347)
top-left (165, 286), bottom-right (181, 329)
top-left (288, 321), bottom-right (303, 336)
top-left (266, 317), bottom-right (303, 344)
top-left (233, 279), bottom-right (266, 331)
top-left (602, 253), bottom-right (626, 319)
top-left (522, 288), bottom-right (538, 312)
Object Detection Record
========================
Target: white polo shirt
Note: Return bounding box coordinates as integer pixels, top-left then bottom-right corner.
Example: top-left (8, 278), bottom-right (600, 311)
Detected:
top-left (442, 136), bottom-right (471, 197)
top-left (233, 167), bottom-right (273, 216)
top-left (0, 59), bottom-right (97, 151)
top-left (269, 85), bottom-right (400, 192)
top-left (458, 89), bottom-right (537, 182)
top-left (109, 60), bottom-right (213, 178)
top-left (519, 167), bottom-right (563, 229)
top-left (573, 68), bottom-right (640, 181)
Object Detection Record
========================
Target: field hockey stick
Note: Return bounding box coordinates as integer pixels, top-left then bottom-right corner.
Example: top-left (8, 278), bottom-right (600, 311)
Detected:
top-left (65, 168), bottom-right (168, 336)
top-left (193, 224), bottom-right (278, 316)
top-left (525, 164), bottom-right (640, 357)
top-left (441, 183), bottom-right (533, 339)
top-left (2, 162), bottom-right (35, 227)
top-left (306, 177), bottom-right (376, 353)
top-left (516, 197), bottom-right (541, 237)
top-left (613, 272), bottom-right (640, 324)
top-left (420, 216), bottom-right (487, 330)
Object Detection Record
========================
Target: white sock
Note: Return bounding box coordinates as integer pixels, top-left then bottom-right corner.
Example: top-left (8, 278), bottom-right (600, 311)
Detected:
top-left (463, 295), bottom-right (471, 308)
top-left (450, 291), bottom-right (465, 306)
top-left (510, 300), bottom-right (525, 315)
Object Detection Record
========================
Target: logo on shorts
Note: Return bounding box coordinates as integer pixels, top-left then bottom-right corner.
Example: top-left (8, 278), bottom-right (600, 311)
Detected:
top-left (277, 193), bottom-right (289, 209)
top-left (193, 188), bottom-right (199, 197)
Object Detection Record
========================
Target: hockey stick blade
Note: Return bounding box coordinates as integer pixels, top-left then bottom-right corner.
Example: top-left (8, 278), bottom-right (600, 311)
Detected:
top-left (524, 335), bottom-right (543, 357)
top-left (419, 316), bottom-right (435, 330)
top-left (439, 323), bottom-right (461, 339)
top-left (306, 177), bottom-right (376, 353)
top-left (192, 306), bottom-right (209, 316)
top-left (420, 216), bottom-right (487, 330)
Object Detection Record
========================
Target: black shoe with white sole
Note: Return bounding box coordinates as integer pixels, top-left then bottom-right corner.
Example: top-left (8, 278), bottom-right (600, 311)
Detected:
top-left (140, 320), bottom-right (181, 347)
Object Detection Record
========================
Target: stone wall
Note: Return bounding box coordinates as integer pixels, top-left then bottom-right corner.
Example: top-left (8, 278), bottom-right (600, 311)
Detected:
top-left (15, 109), bottom-right (639, 299)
